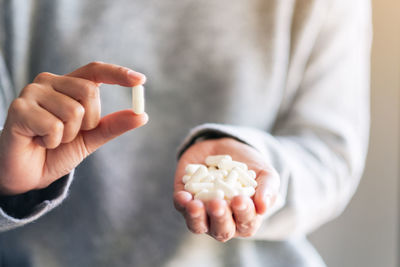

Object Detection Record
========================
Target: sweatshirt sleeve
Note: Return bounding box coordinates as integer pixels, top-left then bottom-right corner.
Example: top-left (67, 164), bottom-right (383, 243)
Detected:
top-left (0, 7), bottom-right (74, 231)
top-left (178, 0), bottom-right (372, 240)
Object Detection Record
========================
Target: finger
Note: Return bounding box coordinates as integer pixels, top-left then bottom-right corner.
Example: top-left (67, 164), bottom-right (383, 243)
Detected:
top-left (185, 200), bottom-right (208, 234)
top-left (231, 195), bottom-right (259, 237)
top-left (82, 109), bottom-right (148, 154)
top-left (30, 72), bottom-right (101, 130)
top-left (9, 98), bottom-right (64, 149)
top-left (173, 190), bottom-right (192, 213)
top-left (174, 157), bottom-right (191, 192)
top-left (207, 199), bottom-right (236, 242)
top-left (37, 73), bottom-right (101, 131)
top-left (67, 61), bottom-right (146, 87)
top-left (254, 169), bottom-right (280, 214)
top-left (31, 84), bottom-right (85, 143)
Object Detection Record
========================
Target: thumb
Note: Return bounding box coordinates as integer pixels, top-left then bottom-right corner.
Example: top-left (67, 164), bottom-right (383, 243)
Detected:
top-left (82, 110), bottom-right (148, 154)
top-left (253, 169), bottom-right (280, 215)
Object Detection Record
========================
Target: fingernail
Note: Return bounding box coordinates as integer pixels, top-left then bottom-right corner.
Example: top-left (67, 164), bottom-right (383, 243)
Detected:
top-left (141, 113), bottom-right (149, 124)
top-left (128, 70), bottom-right (146, 83)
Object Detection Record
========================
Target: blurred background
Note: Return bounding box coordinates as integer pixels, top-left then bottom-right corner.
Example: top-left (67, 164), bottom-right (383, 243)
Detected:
top-left (308, 0), bottom-right (399, 266)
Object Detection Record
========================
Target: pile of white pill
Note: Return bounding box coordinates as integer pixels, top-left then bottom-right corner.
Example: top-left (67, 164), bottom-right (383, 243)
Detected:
top-left (132, 85), bottom-right (145, 114)
top-left (182, 155), bottom-right (258, 201)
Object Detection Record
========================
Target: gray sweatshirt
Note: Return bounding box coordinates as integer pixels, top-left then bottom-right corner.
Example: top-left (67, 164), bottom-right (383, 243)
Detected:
top-left (0, 0), bottom-right (371, 266)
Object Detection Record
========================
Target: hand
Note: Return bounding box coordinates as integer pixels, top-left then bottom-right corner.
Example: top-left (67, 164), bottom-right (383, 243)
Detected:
top-left (0, 62), bottom-right (148, 195)
top-left (173, 137), bottom-right (280, 242)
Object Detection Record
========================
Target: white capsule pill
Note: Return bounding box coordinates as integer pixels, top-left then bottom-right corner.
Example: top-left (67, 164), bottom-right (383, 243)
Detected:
top-left (218, 159), bottom-right (248, 171)
top-left (235, 167), bottom-right (258, 187)
top-left (195, 189), bottom-right (224, 201)
top-left (248, 170), bottom-right (257, 179)
top-left (183, 156), bottom-right (258, 201)
top-left (205, 155), bottom-right (232, 167)
top-left (208, 170), bottom-right (227, 180)
top-left (233, 181), bottom-right (243, 188)
top-left (237, 187), bottom-right (256, 197)
top-left (209, 169), bottom-right (228, 177)
top-left (182, 175), bottom-right (192, 184)
top-left (132, 85), bottom-right (145, 114)
top-left (185, 164), bottom-right (204, 175)
top-left (201, 175), bottom-right (216, 183)
top-left (189, 165), bottom-right (208, 183)
top-left (225, 169), bottom-right (239, 184)
top-left (215, 179), bottom-right (238, 199)
top-left (184, 182), bottom-right (214, 194)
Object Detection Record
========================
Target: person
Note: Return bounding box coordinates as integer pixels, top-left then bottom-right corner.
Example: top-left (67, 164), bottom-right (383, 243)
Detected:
top-left (0, 0), bottom-right (371, 266)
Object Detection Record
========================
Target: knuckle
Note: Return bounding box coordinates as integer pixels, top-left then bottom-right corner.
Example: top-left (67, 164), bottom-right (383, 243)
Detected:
top-left (9, 98), bottom-right (27, 114)
top-left (117, 66), bottom-right (127, 74)
top-left (87, 61), bottom-right (104, 69)
top-left (68, 104), bottom-right (85, 120)
top-left (20, 83), bottom-right (42, 97)
top-left (49, 120), bottom-right (64, 134)
top-left (81, 83), bottom-right (98, 99)
top-left (34, 72), bottom-right (54, 83)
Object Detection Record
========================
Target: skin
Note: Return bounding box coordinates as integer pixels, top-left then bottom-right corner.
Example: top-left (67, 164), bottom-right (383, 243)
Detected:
top-left (0, 61), bottom-right (278, 242)
top-left (0, 61), bottom-right (148, 195)
top-left (173, 138), bottom-right (280, 242)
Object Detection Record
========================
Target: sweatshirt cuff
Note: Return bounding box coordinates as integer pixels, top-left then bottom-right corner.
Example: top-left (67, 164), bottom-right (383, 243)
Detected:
top-left (0, 171), bottom-right (74, 231)
top-left (177, 123), bottom-right (287, 222)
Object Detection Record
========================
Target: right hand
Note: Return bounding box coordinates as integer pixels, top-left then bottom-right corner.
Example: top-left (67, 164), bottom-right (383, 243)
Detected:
top-left (0, 62), bottom-right (148, 195)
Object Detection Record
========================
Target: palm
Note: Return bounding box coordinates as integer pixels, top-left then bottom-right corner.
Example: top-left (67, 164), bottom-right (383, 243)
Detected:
top-left (175, 137), bottom-right (269, 191)
top-left (43, 133), bottom-right (89, 182)
top-left (0, 130), bottom-right (88, 192)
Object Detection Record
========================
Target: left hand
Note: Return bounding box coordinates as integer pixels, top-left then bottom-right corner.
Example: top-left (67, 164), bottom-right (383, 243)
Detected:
top-left (173, 137), bottom-right (280, 242)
